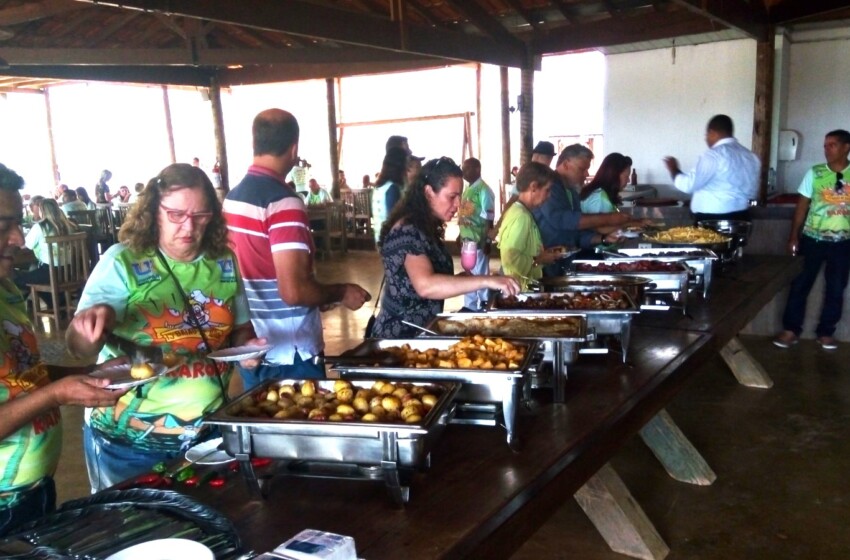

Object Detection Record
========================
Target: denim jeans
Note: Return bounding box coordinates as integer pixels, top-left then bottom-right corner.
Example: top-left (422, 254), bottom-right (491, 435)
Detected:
top-left (0, 477), bottom-right (56, 537)
top-left (238, 352), bottom-right (325, 391)
top-left (781, 235), bottom-right (850, 337)
top-left (83, 424), bottom-right (179, 493)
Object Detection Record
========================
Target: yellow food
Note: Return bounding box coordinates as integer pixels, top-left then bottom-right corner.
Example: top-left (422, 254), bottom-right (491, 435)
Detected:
top-left (130, 363), bottom-right (155, 380)
top-left (644, 226), bottom-right (729, 244)
top-left (381, 336), bottom-right (526, 370)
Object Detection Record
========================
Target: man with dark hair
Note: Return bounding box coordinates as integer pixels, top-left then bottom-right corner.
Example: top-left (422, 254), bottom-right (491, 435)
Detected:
top-left (532, 144), bottom-right (631, 274)
top-left (663, 114), bottom-right (760, 222)
top-left (223, 109), bottom-right (370, 388)
top-left (774, 129), bottom-right (850, 350)
top-left (0, 162), bottom-right (122, 535)
top-left (532, 141), bottom-right (556, 167)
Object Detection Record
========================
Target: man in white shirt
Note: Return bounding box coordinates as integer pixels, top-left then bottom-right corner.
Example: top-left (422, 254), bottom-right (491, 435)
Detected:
top-left (663, 114), bottom-right (760, 222)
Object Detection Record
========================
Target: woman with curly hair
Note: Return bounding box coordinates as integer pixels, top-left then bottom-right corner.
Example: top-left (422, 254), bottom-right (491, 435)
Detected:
top-left (580, 152), bottom-right (633, 213)
top-left (372, 157), bottom-right (520, 338)
top-left (66, 163), bottom-right (264, 492)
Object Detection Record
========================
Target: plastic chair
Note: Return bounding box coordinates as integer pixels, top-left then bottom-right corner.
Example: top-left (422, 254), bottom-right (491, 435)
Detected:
top-left (28, 232), bottom-right (90, 331)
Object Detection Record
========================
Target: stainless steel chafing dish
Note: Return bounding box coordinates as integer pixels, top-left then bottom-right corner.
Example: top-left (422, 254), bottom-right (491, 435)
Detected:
top-left (423, 314), bottom-right (586, 404)
top-left (203, 378), bottom-right (460, 506)
top-left (602, 247), bottom-right (718, 298)
top-left (570, 259), bottom-right (690, 314)
top-left (327, 338), bottom-right (538, 450)
top-left (487, 291), bottom-right (641, 362)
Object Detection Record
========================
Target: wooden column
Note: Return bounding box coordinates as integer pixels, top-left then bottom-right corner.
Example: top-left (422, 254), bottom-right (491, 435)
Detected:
top-left (519, 66), bottom-right (534, 166)
top-left (500, 66), bottom-right (511, 189)
top-left (162, 85), bottom-right (176, 164)
top-left (43, 88), bottom-right (60, 185)
top-left (752, 30), bottom-right (775, 205)
top-left (327, 77), bottom-right (340, 199)
top-left (209, 76), bottom-right (229, 194)
top-left (475, 63), bottom-right (482, 160)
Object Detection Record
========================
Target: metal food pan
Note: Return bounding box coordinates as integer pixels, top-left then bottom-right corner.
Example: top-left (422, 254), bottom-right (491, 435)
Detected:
top-left (487, 290), bottom-right (641, 315)
top-left (425, 313), bottom-right (587, 342)
top-left (604, 247), bottom-right (718, 298)
top-left (204, 378), bottom-right (460, 468)
top-left (571, 259), bottom-right (690, 293)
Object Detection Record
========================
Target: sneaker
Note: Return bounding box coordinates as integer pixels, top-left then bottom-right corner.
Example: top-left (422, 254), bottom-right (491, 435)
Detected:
top-left (772, 331), bottom-right (799, 348)
top-left (817, 336), bottom-right (838, 350)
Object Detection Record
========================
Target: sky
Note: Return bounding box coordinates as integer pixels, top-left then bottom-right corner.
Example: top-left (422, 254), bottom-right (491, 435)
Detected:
top-left (0, 51), bottom-right (605, 198)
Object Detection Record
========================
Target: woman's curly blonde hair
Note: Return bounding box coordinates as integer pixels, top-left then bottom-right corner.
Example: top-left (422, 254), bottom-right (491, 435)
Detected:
top-left (118, 163), bottom-right (229, 258)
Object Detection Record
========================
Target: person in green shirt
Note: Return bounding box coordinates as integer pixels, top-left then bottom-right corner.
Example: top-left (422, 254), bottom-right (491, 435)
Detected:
top-left (497, 162), bottom-right (564, 291)
top-left (458, 158), bottom-right (495, 310)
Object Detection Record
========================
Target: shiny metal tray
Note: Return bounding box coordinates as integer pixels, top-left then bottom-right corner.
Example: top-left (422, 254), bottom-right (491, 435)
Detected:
top-left (328, 338), bottom-right (538, 449)
top-left (602, 247), bottom-right (717, 298)
top-left (487, 290), bottom-right (641, 315)
top-left (425, 313), bottom-right (586, 342)
top-left (571, 259), bottom-right (690, 292)
top-left (205, 379), bottom-right (459, 467)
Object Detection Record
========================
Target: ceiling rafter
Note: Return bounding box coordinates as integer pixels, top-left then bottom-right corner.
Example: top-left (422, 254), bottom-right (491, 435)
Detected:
top-left (530, 9), bottom-right (717, 54)
top-left (91, 11), bottom-right (142, 47)
top-left (670, 0), bottom-right (768, 40)
top-left (441, 0), bottom-right (522, 44)
top-left (74, 0), bottom-right (529, 68)
top-left (549, 0), bottom-right (579, 24)
top-left (769, 0), bottom-right (850, 24)
top-left (503, 0), bottom-right (544, 30)
top-left (404, 0), bottom-right (446, 27)
top-left (0, 0), bottom-right (86, 26)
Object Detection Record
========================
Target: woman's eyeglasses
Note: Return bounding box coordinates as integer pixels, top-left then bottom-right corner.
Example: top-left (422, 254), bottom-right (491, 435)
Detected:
top-left (836, 172), bottom-right (845, 194)
top-left (160, 204), bottom-right (213, 225)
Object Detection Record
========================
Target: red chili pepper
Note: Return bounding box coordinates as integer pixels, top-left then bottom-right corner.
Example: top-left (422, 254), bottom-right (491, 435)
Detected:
top-left (250, 457), bottom-right (272, 468)
top-left (135, 473), bottom-right (161, 485)
top-left (184, 475), bottom-right (201, 486)
top-left (209, 477), bottom-right (226, 488)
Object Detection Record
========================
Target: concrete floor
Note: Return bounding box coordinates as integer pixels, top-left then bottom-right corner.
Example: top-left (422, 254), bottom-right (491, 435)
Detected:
top-left (44, 250), bottom-right (850, 559)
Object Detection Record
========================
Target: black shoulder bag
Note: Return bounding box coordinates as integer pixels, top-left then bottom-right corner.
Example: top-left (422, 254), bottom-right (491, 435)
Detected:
top-left (156, 249), bottom-right (229, 404)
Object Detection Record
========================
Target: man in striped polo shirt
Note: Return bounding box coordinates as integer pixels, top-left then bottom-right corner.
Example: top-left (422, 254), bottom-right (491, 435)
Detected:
top-left (223, 109), bottom-right (370, 388)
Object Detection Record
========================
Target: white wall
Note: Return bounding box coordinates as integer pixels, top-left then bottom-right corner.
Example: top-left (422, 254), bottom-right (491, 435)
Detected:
top-left (781, 36), bottom-right (850, 191)
top-left (604, 40), bottom-right (757, 197)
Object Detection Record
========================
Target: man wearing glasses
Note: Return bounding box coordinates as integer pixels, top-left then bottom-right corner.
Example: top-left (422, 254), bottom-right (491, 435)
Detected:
top-left (774, 129), bottom-right (850, 350)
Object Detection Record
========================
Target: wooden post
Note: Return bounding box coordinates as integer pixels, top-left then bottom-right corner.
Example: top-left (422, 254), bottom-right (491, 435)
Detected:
top-left (43, 88), bottom-right (60, 185)
top-left (575, 463), bottom-right (670, 560)
top-left (209, 76), bottom-right (229, 194)
top-left (752, 30), bottom-right (775, 205)
top-left (639, 409), bottom-right (717, 485)
top-left (475, 63), bottom-right (482, 160)
top-left (162, 85), bottom-right (176, 164)
top-left (719, 336), bottom-right (774, 389)
top-left (327, 77), bottom-right (340, 199)
top-left (519, 66), bottom-right (534, 166)
top-left (500, 66), bottom-right (511, 189)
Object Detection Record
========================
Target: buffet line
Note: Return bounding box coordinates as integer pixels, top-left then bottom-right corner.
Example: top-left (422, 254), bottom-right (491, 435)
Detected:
top-left (206, 223), bottom-right (746, 508)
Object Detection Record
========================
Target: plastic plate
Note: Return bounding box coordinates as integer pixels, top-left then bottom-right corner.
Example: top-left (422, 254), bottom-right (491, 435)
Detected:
top-left (206, 344), bottom-right (273, 362)
top-left (90, 363), bottom-right (168, 390)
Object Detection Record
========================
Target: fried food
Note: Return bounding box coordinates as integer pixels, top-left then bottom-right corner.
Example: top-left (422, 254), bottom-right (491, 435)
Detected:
top-left (130, 363), bottom-right (155, 380)
top-left (380, 336), bottom-right (527, 370)
top-left (496, 291), bottom-right (630, 311)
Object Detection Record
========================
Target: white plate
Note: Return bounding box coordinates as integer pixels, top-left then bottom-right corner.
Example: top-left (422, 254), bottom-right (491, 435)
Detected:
top-left (206, 344), bottom-right (273, 362)
top-left (105, 538), bottom-right (214, 560)
top-left (184, 437), bottom-right (234, 465)
top-left (619, 230), bottom-right (642, 238)
top-left (90, 363), bottom-right (168, 390)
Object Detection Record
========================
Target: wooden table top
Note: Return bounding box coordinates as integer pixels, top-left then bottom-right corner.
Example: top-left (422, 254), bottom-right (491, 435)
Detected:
top-left (150, 254), bottom-right (802, 559)
top-left (179, 328), bottom-right (713, 559)
top-left (634, 254), bottom-right (801, 347)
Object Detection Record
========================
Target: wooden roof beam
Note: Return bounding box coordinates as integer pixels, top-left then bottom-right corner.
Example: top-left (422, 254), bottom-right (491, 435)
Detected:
top-left (0, 0), bottom-right (85, 26)
top-left (91, 11), bottom-right (142, 46)
top-left (670, 0), bottom-right (768, 40)
top-left (768, 0), bottom-right (850, 24)
top-left (442, 0), bottom-right (522, 44)
top-left (0, 64), bottom-right (212, 86)
top-left (550, 0), bottom-right (579, 24)
top-left (502, 0), bottom-right (544, 31)
top-left (530, 10), bottom-right (718, 54)
top-left (76, 0), bottom-right (530, 68)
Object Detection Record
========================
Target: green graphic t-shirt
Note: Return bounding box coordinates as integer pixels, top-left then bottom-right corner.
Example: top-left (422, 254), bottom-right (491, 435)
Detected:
top-left (799, 163), bottom-right (850, 241)
top-left (78, 244), bottom-right (250, 452)
top-left (459, 179), bottom-right (495, 245)
top-left (0, 280), bottom-right (62, 492)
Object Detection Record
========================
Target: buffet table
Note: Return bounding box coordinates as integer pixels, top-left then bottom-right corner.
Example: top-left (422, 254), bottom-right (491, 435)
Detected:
top-left (178, 327), bottom-right (714, 560)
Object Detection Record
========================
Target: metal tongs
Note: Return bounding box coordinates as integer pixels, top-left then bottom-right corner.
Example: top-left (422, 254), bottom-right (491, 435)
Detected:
top-left (105, 332), bottom-right (163, 366)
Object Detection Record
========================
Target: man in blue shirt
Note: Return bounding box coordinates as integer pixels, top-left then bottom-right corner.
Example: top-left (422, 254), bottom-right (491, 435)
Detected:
top-left (532, 144), bottom-right (630, 275)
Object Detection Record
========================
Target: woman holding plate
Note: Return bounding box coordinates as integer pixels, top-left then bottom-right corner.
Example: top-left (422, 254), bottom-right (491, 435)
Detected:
top-left (66, 163), bottom-right (265, 492)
